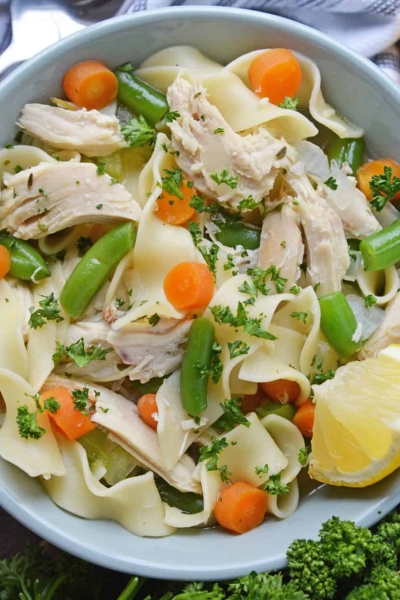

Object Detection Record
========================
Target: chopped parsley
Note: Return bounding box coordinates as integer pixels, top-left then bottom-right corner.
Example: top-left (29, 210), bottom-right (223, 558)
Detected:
top-left (279, 97), bottom-right (299, 110)
top-left (72, 387), bottom-right (91, 414)
top-left (28, 293), bottom-right (64, 330)
top-left (199, 437), bottom-right (231, 483)
top-left (148, 313), bottom-right (160, 327)
top-left (110, 177), bottom-right (119, 185)
top-left (255, 464), bottom-right (269, 476)
top-left (96, 204), bottom-right (103, 210)
top-left (161, 110), bottom-right (180, 125)
top-left (214, 398), bottom-right (250, 434)
top-left (96, 162), bottom-right (106, 176)
top-left (17, 393), bottom-right (60, 440)
top-left (237, 195), bottom-right (259, 212)
top-left (223, 254), bottom-right (238, 274)
top-left (161, 167), bottom-right (184, 200)
top-left (214, 127), bottom-right (225, 134)
top-left (210, 169), bottom-right (238, 189)
top-left (188, 221), bottom-right (219, 278)
top-left (210, 302), bottom-right (277, 341)
top-left (189, 194), bottom-right (219, 215)
top-left (312, 365), bottom-right (335, 386)
top-left (228, 340), bottom-right (250, 359)
top-left (52, 338), bottom-right (112, 368)
top-left (290, 311), bottom-right (308, 325)
top-left (290, 285), bottom-right (300, 295)
top-left (262, 473), bottom-right (289, 496)
top-left (121, 115), bottom-right (156, 148)
top-left (298, 447), bottom-right (310, 467)
top-left (324, 177), bottom-right (338, 190)
top-left (364, 294), bottom-right (377, 308)
top-left (14, 165), bottom-right (23, 174)
top-left (77, 236), bottom-right (93, 257)
top-left (369, 166), bottom-right (400, 211)
top-left (196, 342), bottom-right (223, 385)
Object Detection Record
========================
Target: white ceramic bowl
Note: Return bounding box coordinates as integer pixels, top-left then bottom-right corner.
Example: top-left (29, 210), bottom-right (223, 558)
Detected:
top-left (1, 6), bottom-right (400, 580)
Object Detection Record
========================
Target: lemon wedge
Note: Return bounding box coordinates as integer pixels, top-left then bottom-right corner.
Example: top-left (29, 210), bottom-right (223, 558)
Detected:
top-left (309, 344), bottom-right (400, 487)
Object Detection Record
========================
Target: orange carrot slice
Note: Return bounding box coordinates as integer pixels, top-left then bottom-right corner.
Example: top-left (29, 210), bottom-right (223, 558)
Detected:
top-left (63, 60), bottom-right (118, 110)
top-left (0, 245), bottom-right (11, 280)
top-left (156, 179), bottom-right (196, 226)
top-left (248, 49), bottom-right (302, 105)
top-left (293, 398), bottom-right (315, 438)
top-left (261, 379), bottom-right (300, 404)
top-left (42, 386), bottom-right (96, 440)
top-left (164, 262), bottom-right (214, 310)
top-left (137, 393), bottom-right (158, 430)
top-left (357, 158), bottom-right (400, 202)
top-left (214, 481), bottom-right (269, 534)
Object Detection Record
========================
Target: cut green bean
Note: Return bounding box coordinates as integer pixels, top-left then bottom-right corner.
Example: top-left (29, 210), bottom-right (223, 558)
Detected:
top-left (60, 222), bottom-right (136, 319)
top-left (155, 477), bottom-right (204, 514)
top-left (0, 235), bottom-right (50, 282)
top-left (319, 292), bottom-right (360, 358)
top-left (360, 218), bottom-right (400, 272)
top-left (216, 223), bottom-right (261, 250)
top-left (115, 67), bottom-right (168, 126)
top-left (180, 317), bottom-right (215, 416)
top-left (256, 401), bottom-right (296, 421)
top-left (327, 137), bottom-right (365, 175)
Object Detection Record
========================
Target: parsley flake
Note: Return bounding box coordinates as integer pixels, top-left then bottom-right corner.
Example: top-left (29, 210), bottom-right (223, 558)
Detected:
top-left (279, 97), bottom-right (299, 110)
top-left (28, 293), bottom-right (64, 330)
top-left (290, 311), bottom-right (308, 325)
top-left (262, 473), bottom-right (289, 496)
top-left (298, 447), bottom-right (310, 467)
top-left (228, 340), bottom-right (250, 359)
top-left (52, 338), bottom-right (112, 368)
top-left (369, 166), bottom-right (400, 211)
top-left (364, 294), bottom-right (377, 308)
top-left (324, 176), bottom-right (338, 190)
top-left (210, 169), bottom-right (238, 189)
top-left (121, 115), bottom-right (156, 148)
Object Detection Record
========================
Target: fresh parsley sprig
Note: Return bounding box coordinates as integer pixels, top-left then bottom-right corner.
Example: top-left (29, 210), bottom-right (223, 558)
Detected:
top-left (52, 338), bottom-right (112, 368)
top-left (279, 96), bottom-right (299, 110)
top-left (199, 437), bottom-right (232, 483)
top-left (214, 398), bottom-right (250, 434)
top-left (28, 293), bottom-right (64, 330)
top-left (369, 166), bottom-right (400, 211)
top-left (261, 473), bottom-right (289, 496)
top-left (16, 393), bottom-right (60, 440)
top-left (188, 221), bottom-right (219, 278)
top-left (121, 115), bottom-right (156, 149)
top-left (210, 169), bottom-right (238, 189)
top-left (210, 302), bottom-right (277, 341)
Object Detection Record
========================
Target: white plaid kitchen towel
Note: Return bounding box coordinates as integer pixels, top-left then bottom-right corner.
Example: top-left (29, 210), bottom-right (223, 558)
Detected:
top-left (1, 0), bottom-right (400, 82)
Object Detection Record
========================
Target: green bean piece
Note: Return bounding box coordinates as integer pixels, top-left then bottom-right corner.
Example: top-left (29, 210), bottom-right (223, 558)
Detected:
top-left (0, 235), bottom-right (50, 282)
top-left (327, 137), bottom-right (365, 175)
top-left (115, 68), bottom-right (168, 126)
top-left (360, 218), bottom-right (400, 272)
top-left (180, 317), bottom-right (215, 416)
top-left (132, 376), bottom-right (167, 395)
top-left (155, 477), bottom-right (204, 514)
top-left (60, 222), bottom-right (137, 319)
top-left (256, 401), bottom-right (296, 421)
top-left (216, 223), bottom-right (261, 250)
top-left (319, 292), bottom-right (360, 358)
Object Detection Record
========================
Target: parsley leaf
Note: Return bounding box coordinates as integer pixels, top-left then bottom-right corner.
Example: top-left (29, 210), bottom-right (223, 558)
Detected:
top-left (237, 195), bottom-right (259, 212)
top-left (312, 367), bottom-right (335, 385)
top-left (214, 398), bottom-right (250, 433)
top-left (279, 96), bottom-right (299, 110)
top-left (16, 405), bottom-right (46, 440)
top-left (223, 254), bottom-right (238, 274)
top-left (228, 340), bottom-right (250, 359)
top-left (298, 447), bottom-right (310, 467)
top-left (369, 166), bottom-right (400, 211)
top-left (255, 464), bottom-right (269, 476)
top-left (246, 267), bottom-right (272, 296)
top-left (72, 387), bottom-right (90, 414)
top-left (210, 302), bottom-right (277, 341)
top-left (199, 437), bottom-right (229, 471)
top-left (161, 110), bottom-right (180, 125)
top-left (189, 194), bottom-right (220, 215)
top-left (188, 221), bottom-right (219, 278)
top-left (77, 236), bottom-right (93, 257)
top-left (52, 338), bottom-right (112, 368)
top-left (262, 473), bottom-right (289, 495)
top-left (364, 294), bottom-right (377, 308)
top-left (121, 115), bottom-right (156, 148)
top-left (96, 162), bottom-right (106, 176)
top-left (148, 313), bottom-right (160, 327)
top-left (290, 311), bottom-right (308, 325)
top-left (43, 397), bottom-right (61, 414)
top-left (324, 176), bottom-right (338, 190)
top-left (214, 127), bottom-right (225, 134)
top-left (28, 293), bottom-right (64, 330)
top-left (196, 342), bottom-right (223, 384)
top-left (161, 167), bottom-right (184, 199)
top-left (290, 285), bottom-right (301, 295)
top-left (210, 169), bottom-right (238, 189)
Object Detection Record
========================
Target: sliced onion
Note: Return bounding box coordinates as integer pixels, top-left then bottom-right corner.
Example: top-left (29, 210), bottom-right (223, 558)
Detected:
top-left (346, 294), bottom-right (385, 341)
top-left (373, 201), bottom-right (400, 228)
top-left (343, 250), bottom-right (362, 282)
top-left (294, 140), bottom-right (330, 181)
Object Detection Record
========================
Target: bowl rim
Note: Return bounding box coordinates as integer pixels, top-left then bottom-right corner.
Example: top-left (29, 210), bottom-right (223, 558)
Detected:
top-left (1, 5), bottom-right (400, 580)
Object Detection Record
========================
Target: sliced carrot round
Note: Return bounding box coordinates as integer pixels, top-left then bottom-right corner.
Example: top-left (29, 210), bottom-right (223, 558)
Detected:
top-left (248, 49), bottom-right (302, 105)
top-left (215, 481), bottom-right (269, 534)
top-left (137, 393), bottom-right (158, 430)
top-left (261, 379), bottom-right (300, 404)
top-left (0, 245), bottom-right (11, 280)
top-left (357, 159), bottom-right (400, 202)
top-left (164, 262), bottom-right (214, 310)
top-left (42, 386), bottom-right (96, 440)
top-left (293, 398), bottom-right (315, 438)
top-left (156, 179), bottom-right (196, 226)
top-left (63, 60), bottom-right (118, 110)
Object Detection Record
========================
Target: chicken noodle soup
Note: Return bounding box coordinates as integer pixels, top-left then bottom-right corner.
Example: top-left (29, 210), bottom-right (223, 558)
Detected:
top-left (0, 46), bottom-right (399, 537)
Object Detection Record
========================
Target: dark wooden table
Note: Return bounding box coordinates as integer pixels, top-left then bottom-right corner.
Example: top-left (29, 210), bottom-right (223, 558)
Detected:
top-left (0, 506), bottom-right (40, 558)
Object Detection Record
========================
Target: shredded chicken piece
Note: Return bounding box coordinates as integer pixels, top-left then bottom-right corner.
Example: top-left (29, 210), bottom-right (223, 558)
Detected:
top-left (18, 104), bottom-right (127, 157)
top-left (0, 162), bottom-right (141, 239)
top-left (42, 375), bottom-right (200, 493)
top-left (167, 75), bottom-right (295, 209)
top-left (286, 171), bottom-right (350, 296)
top-left (359, 292), bottom-right (400, 358)
top-left (109, 319), bottom-right (192, 383)
top-left (258, 204), bottom-right (304, 291)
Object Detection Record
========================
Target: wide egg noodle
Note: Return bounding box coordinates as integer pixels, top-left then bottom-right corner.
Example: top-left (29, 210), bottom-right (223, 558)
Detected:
top-left (226, 50), bottom-right (363, 139)
top-left (42, 433), bottom-right (174, 537)
top-left (267, 479), bottom-right (299, 519)
top-left (357, 265), bottom-right (399, 307)
top-left (163, 412), bottom-right (288, 528)
top-left (0, 368), bottom-right (65, 477)
top-left (112, 133), bottom-right (196, 329)
top-left (262, 415), bottom-right (304, 485)
top-left (0, 145), bottom-right (56, 185)
top-left (27, 268), bottom-right (69, 391)
top-left (135, 46), bottom-right (317, 142)
top-left (0, 279), bottom-right (28, 378)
